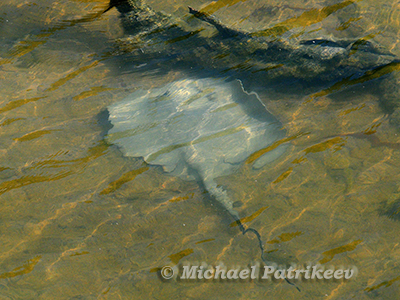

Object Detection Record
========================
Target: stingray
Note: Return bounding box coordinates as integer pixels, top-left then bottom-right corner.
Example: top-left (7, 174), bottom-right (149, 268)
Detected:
top-left (107, 77), bottom-right (286, 220)
top-left (106, 77), bottom-right (299, 288)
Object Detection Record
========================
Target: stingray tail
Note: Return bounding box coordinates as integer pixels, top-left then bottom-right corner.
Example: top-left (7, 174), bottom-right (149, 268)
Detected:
top-left (204, 178), bottom-right (300, 291)
top-left (236, 219), bottom-right (301, 292)
top-left (203, 179), bottom-right (240, 221)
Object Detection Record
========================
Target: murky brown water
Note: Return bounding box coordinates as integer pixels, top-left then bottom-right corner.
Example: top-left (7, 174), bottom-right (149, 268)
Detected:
top-left (1, 0), bottom-right (400, 299)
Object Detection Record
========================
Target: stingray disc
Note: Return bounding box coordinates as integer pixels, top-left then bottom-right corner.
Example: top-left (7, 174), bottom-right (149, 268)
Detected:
top-left (107, 78), bottom-right (286, 181)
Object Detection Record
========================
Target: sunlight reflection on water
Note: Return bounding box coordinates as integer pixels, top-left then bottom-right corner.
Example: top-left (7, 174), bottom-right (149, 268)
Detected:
top-left (0, 0), bottom-right (400, 299)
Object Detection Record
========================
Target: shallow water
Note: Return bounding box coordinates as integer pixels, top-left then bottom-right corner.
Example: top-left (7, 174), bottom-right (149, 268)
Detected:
top-left (1, 0), bottom-right (400, 299)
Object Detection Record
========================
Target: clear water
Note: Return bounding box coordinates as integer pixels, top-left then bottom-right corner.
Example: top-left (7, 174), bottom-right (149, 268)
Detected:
top-left (0, 0), bottom-right (400, 299)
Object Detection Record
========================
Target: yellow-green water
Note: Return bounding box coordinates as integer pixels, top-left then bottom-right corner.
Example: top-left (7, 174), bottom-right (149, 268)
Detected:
top-left (1, 0), bottom-right (400, 299)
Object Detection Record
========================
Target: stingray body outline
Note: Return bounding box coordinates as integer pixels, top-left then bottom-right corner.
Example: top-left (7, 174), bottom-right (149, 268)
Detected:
top-left (107, 76), bottom-right (297, 289)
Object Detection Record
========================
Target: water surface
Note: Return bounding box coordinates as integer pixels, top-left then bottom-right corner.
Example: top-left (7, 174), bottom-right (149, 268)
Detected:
top-left (1, 0), bottom-right (400, 299)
